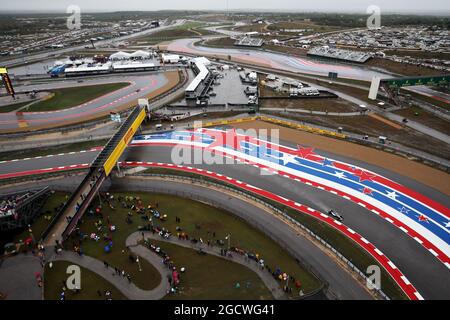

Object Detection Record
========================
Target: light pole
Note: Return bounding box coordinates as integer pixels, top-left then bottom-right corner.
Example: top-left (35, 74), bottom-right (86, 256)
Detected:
top-left (136, 256), bottom-right (142, 272)
top-left (225, 234), bottom-right (231, 250)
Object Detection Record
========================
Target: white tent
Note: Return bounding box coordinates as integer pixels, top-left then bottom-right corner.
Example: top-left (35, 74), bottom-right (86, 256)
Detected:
top-left (130, 50), bottom-right (151, 59)
top-left (109, 51), bottom-right (131, 61)
top-left (191, 56), bottom-right (211, 66)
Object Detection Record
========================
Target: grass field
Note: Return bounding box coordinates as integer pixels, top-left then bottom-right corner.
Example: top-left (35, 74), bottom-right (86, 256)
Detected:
top-left (34, 190), bottom-right (320, 299)
top-left (14, 191), bottom-right (161, 291)
top-left (66, 193), bottom-right (163, 291)
top-left (70, 191), bottom-right (321, 297)
top-left (267, 21), bottom-right (343, 35)
top-left (203, 37), bottom-right (236, 48)
top-left (0, 101), bottom-right (32, 113)
top-left (44, 261), bottom-right (127, 300)
top-left (24, 82), bottom-right (129, 112)
top-left (155, 241), bottom-right (273, 300)
top-left (134, 21), bottom-right (214, 44)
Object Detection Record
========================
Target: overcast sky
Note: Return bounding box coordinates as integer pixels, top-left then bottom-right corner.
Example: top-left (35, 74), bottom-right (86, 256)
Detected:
top-left (1, 0), bottom-right (448, 14)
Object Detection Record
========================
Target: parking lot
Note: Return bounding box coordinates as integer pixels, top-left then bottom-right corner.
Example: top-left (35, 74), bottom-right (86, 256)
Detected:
top-left (171, 65), bottom-right (251, 108)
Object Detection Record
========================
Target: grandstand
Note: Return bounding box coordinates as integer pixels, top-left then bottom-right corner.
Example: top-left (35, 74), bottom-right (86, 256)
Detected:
top-left (185, 57), bottom-right (214, 100)
top-left (234, 36), bottom-right (264, 47)
top-left (65, 62), bottom-right (113, 77)
top-left (307, 46), bottom-right (372, 64)
top-left (112, 62), bottom-right (157, 73)
top-left (0, 187), bottom-right (51, 232)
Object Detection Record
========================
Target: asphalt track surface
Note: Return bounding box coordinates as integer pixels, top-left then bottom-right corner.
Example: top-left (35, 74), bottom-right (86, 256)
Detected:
top-left (167, 38), bottom-right (390, 81)
top-left (0, 73), bottom-right (168, 131)
top-left (1, 140), bottom-right (449, 299)
top-left (166, 38), bottom-right (450, 101)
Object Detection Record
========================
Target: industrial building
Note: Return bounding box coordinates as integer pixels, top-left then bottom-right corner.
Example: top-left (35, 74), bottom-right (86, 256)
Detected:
top-left (185, 57), bottom-right (214, 100)
top-left (50, 50), bottom-right (159, 77)
top-left (262, 73), bottom-right (320, 96)
top-left (64, 61), bottom-right (158, 77)
top-left (65, 62), bottom-right (113, 77)
top-left (112, 62), bottom-right (157, 73)
top-left (162, 54), bottom-right (181, 64)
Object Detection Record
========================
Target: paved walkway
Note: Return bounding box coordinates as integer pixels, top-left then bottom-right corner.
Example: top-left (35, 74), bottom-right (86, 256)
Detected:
top-left (0, 254), bottom-right (43, 300)
top-left (47, 246), bottom-right (171, 300)
top-left (42, 230), bottom-right (285, 300)
top-left (126, 231), bottom-right (287, 300)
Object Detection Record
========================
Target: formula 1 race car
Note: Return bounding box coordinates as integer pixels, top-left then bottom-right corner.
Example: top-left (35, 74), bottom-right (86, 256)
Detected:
top-left (327, 210), bottom-right (343, 222)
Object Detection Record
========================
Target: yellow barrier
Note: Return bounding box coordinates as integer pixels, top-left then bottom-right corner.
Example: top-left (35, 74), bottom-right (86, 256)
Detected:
top-left (200, 117), bottom-right (258, 128)
top-left (200, 115), bottom-right (346, 139)
top-left (103, 108), bottom-right (146, 176)
top-left (258, 116), bottom-right (347, 139)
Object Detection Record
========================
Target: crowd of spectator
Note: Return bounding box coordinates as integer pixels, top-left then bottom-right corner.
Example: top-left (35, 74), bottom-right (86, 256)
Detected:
top-left (0, 192), bottom-right (33, 219)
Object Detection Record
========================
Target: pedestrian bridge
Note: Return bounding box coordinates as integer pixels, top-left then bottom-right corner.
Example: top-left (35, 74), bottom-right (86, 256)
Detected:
top-left (41, 105), bottom-right (147, 246)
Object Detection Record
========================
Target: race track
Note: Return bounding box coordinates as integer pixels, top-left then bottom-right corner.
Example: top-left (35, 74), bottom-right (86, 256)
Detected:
top-left (167, 38), bottom-right (389, 81)
top-left (1, 128), bottom-right (449, 299)
top-left (0, 73), bottom-right (170, 132)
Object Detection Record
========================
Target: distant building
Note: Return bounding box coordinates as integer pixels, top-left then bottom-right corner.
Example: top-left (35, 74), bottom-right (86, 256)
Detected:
top-left (307, 46), bottom-right (372, 64)
top-left (185, 57), bottom-right (213, 100)
top-left (161, 54), bottom-right (181, 64)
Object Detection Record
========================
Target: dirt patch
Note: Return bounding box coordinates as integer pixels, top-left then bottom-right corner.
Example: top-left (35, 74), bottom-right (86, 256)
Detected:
top-left (366, 57), bottom-right (439, 77)
top-left (368, 113), bottom-right (403, 129)
top-left (260, 97), bottom-right (359, 113)
top-left (394, 106), bottom-right (450, 136)
top-left (264, 112), bottom-right (450, 160)
top-left (232, 120), bottom-right (450, 196)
